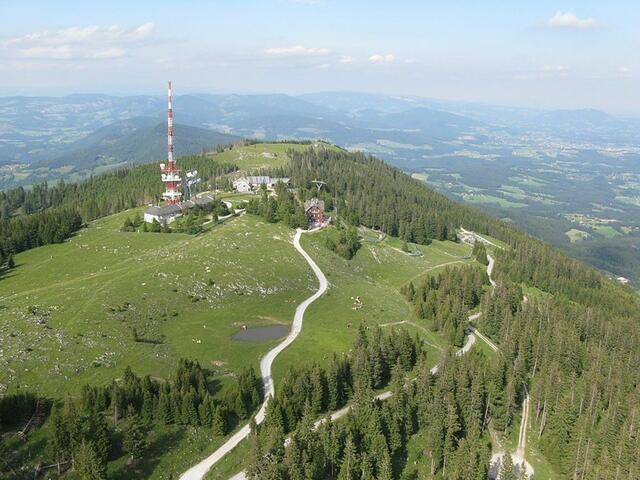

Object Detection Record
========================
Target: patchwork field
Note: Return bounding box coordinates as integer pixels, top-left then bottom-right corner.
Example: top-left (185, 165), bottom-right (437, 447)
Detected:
top-left (411, 145), bottom-right (640, 287)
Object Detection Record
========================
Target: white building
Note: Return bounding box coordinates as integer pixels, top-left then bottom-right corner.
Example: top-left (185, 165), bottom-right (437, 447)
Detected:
top-left (232, 176), bottom-right (290, 193)
top-left (143, 204), bottom-right (183, 224)
top-left (144, 196), bottom-right (216, 225)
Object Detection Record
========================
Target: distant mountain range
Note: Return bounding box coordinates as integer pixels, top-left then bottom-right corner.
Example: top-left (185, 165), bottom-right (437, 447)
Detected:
top-left (2, 92), bottom-right (639, 175)
top-left (0, 91), bottom-right (639, 285)
top-left (40, 120), bottom-right (238, 170)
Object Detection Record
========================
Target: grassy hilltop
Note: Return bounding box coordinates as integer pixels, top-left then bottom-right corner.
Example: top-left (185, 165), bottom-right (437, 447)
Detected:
top-left (0, 211), bottom-right (314, 397)
top-left (0, 142), bottom-right (336, 397)
top-left (1, 141), bottom-right (475, 478)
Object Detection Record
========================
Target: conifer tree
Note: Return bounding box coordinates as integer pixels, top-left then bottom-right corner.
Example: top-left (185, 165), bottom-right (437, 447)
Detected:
top-left (74, 440), bottom-right (107, 480)
top-left (90, 414), bottom-right (111, 465)
top-left (211, 406), bottom-right (226, 436)
top-left (123, 419), bottom-right (147, 462)
top-left (337, 435), bottom-right (359, 480)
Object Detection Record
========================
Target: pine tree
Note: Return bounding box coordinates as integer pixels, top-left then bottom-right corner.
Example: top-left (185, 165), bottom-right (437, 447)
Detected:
top-left (338, 435), bottom-right (359, 480)
top-left (90, 414), bottom-right (111, 465)
top-left (247, 418), bottom-right (264, 479)
top-left (74, 440), bottom-right (107, 480)
top-left (211, 406), bottom-right (226, 436)
top-left (123, 419), bottom-right (147, 462)
top-left (157, 391), bottom-right (172, 424)
top-left (49, 406), bottom-right (71, 473)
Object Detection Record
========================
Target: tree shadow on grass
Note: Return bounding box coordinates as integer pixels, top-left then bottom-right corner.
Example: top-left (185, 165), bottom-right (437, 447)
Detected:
top-left (110, 426), bottom-right (186, 480)
top-left (135, 337), bottom-right (165, 345)
top-left (203, 370), bottom-right (222, 397)
top-left (0, 265), bottom-right (18, 281)
top-left (393, 444), bottom-right (410, 479)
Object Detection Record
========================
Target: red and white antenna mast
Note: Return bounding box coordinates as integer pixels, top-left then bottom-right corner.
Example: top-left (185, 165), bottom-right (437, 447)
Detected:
top-left (161, 80), bottom-right (182, 205)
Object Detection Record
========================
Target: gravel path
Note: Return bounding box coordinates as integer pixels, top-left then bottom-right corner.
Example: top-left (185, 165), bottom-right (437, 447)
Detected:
top-left (179, 228), bottom-right (327, 480)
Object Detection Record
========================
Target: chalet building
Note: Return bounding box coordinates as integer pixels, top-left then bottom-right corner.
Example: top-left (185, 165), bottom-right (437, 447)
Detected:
top-left (183, 195), bottom-right (215, 209)
top-left (144, 195), bottom-right (215, 224)
top-left (304, 198), bottom-right (326, 225)
top-left (232, 176), bottom-right (290, 193)
top-left (143, 204), bottom-right (183, 224)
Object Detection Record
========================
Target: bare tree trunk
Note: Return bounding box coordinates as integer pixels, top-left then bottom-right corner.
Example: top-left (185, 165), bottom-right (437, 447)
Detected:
top-left (538, 400), bottom-right (547, 439)
top-left (573, 426), bottom-right (584, 480)
top-left (580, 439), bottom-right (591, 480)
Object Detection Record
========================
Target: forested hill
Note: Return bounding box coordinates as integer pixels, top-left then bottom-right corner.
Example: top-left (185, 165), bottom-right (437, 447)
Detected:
top-left (278, 147), bottom-right (640, 477)
top-left (1, 144), bottom-right (639, 477)
top-left (286, 148), bottom-right (622, 309)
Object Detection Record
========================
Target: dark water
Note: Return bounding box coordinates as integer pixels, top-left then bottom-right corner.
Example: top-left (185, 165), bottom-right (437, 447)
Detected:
top-left (232, 325), bottom-right (289, 342)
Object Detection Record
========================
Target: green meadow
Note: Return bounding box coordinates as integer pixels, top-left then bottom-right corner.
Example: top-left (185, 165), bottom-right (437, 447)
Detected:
top-left (209, 142), bottom-right (341, 171)
top-left (272, 227), bottom-right (474, 381)
top-left (206, 228), bottom-right (478, 479)
top-left (461, 192), bottom-right (527, 208)
top-left (0, 211), bottom-right (315, 398)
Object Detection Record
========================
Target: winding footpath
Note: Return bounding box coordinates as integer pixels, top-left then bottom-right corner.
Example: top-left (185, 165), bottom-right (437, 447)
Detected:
top-left (226, 249), bottom-right (493, 480)
top-left (185, 229), bottom-right (531, 480)
top-left (179, 228), bottom-right (327, 480)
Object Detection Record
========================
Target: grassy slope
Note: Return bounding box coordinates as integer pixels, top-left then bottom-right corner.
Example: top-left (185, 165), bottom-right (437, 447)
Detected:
top-left (273, 228), bottom-right (474, 382)
top-left (3, 141), bottom-right (561, 477)
top-left (210, 142), bottom-right (341, 171)
top-left (1, 141), bottom-right (350, 479)
top-left (0, 141), bottom-right (329, 398)
top-left (0, 210), bottom-right (315, 398)
top-left (205, 229), bottom-right (476, 479)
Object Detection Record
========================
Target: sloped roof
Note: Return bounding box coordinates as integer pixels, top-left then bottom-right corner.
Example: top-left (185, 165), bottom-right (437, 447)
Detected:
top-left (184, 195), bottom-right (214, 208)
top-left (145, 204), bottom-right (183, 216)
top-left (233, 176), bottom-right (291, 186)
top-left (304, 198), bottom-right (325, 212)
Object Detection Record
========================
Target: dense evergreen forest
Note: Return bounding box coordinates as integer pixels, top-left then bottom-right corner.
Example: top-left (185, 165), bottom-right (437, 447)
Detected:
top-left (247, 326), bottom-right (427, 479)
top-left (266, 147), bottom-right (640, 478)
top-left (0, 361), bottom-right (262, 479)
top-left (2, 144), bottom-right (640, 478)
top-left (401, 265), bottom-right (488, 347)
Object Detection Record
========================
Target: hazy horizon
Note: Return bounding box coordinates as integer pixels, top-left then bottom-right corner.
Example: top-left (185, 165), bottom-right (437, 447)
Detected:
top-left (2, 1), bottom-right (639, 114)
top-left (2, 89), bottom-right (638, 119)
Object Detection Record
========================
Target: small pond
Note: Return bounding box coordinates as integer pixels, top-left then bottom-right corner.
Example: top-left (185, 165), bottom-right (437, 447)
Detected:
top-left (232, 325), bottom-right (289, 342)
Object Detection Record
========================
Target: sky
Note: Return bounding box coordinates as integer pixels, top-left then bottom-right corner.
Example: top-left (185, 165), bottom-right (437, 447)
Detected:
top-left (1, 0), bottom-right (638, 113)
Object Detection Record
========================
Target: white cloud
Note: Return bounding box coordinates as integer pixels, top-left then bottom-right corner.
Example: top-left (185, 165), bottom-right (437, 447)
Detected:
top-left (547, 11), bottom-right (597, 30)
top-left (542, 65), bottom-right (569, 73)
top-left (511, 65), bottom-right (573, 81)
top-left (338, 55), bottom-right (355, 64)
top-left (369, 54), bottom-right (395, 64)
top-left (263, 45), bottom-right (330, 56)
top-left (20, 46), bottom-right (73, 60)
top-left (618, 66), bottom-right (631, 74)
top-left (2, 22), bottom-right (154, 60)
